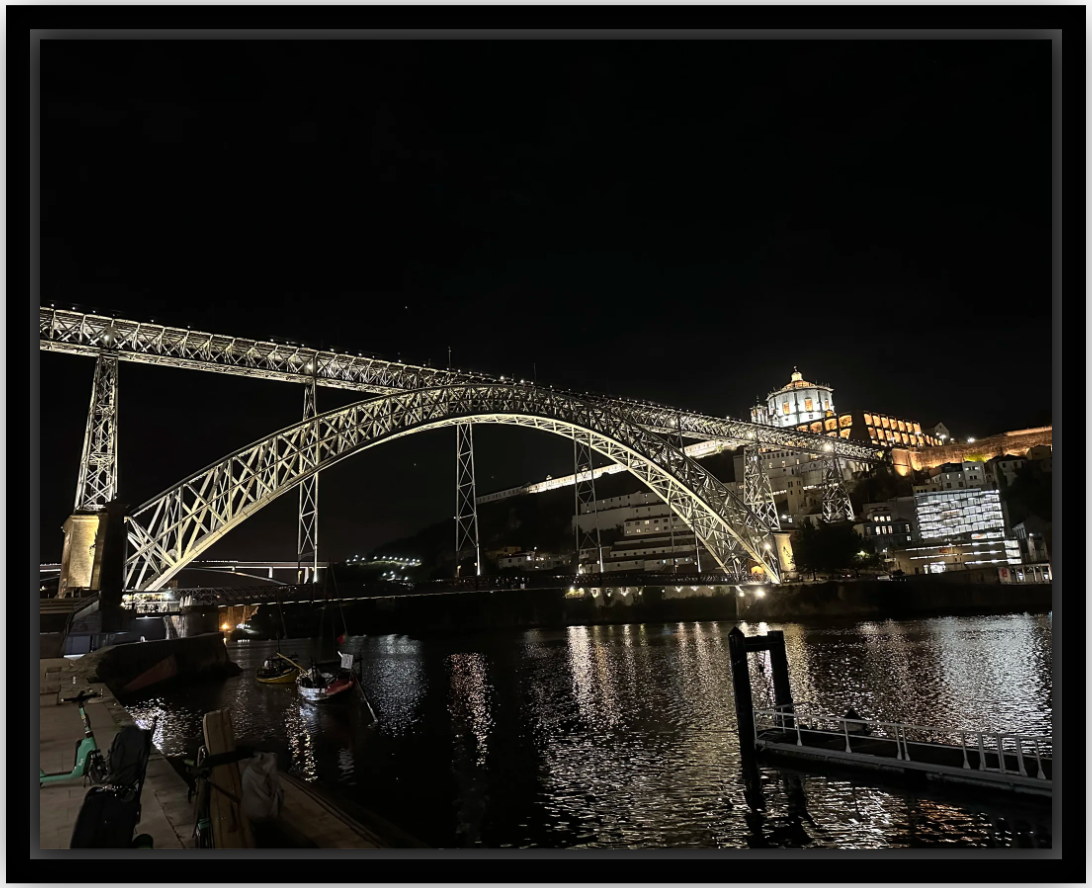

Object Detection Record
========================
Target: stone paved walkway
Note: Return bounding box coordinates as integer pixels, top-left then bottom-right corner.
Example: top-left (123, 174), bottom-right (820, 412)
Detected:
top-left (38, 658), bottom-right (192, 849)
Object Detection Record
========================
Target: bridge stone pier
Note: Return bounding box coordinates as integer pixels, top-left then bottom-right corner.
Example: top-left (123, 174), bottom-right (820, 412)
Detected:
top-left (180, 606), bottom-right (221, 638)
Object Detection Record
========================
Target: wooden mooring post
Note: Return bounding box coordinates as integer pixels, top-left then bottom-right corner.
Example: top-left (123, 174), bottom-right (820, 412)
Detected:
top-left (728, 627), bottom-right (796, 794)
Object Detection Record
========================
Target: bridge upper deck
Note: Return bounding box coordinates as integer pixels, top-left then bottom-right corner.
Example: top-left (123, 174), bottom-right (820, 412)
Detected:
top-left (40, 306), bottom-right (881, 463)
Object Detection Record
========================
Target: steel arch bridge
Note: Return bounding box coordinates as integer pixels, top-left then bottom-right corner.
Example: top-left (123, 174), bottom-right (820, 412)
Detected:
top-left (124, 384), bottom-right (784, 592)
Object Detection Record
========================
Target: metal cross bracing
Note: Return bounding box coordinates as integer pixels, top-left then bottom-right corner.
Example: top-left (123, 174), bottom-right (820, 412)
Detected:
top-left (122, 384), bottom-right (779, 591)
top-left (821, 453), bottom-right (855, 524)
top-left (41, 307), bottom-right (882, 463)
top-left (296, 377), bottom-right (320, 583)
top-left (74, 353), bottom-right (120, 511)
top-left (573, 430), bottom-right (604, 574)
top-left (742, 445), bottom-right (781, 533)
top-left (455, 422), bottom-right (482, 576)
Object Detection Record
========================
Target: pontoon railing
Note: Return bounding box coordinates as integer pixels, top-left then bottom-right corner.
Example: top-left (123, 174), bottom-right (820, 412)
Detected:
top-left (753, 702), bottom-right (1050, 779)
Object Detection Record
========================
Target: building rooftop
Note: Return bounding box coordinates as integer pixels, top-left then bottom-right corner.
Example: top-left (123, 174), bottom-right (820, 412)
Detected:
top-left (766, 367), bottom-right (833, 398)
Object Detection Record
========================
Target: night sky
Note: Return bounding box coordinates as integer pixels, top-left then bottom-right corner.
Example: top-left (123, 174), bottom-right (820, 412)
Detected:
top-left (38, 39), bottom-right (1051, 563)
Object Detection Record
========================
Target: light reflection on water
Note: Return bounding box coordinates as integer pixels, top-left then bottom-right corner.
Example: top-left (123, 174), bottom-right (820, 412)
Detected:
top-left (123, 614), bottom-right (1052, 848)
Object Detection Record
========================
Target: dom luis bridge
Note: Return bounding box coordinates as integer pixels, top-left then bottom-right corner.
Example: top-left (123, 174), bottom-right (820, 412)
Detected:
top-left (40, 305), bottom-right (882, 628)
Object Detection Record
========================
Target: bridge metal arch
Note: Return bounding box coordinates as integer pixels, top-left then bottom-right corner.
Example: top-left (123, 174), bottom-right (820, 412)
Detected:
top-left (124, 385), bottom-right (784, 592)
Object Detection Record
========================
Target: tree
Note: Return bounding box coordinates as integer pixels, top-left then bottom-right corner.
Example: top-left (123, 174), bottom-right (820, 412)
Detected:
top-left (850, 462), bottom-right (914, 513)
top-left (1001, 462), bottom-right (1052, 527)
top-left (790, 521), bottom-right (871, 579)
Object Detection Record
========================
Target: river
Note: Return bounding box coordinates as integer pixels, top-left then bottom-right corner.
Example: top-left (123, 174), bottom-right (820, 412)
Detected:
top-left (122, 614), bottom-right (1053, 848)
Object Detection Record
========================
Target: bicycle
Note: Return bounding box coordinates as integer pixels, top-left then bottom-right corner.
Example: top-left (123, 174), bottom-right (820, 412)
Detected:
top-left (40, 690), bottom-right (108, 788)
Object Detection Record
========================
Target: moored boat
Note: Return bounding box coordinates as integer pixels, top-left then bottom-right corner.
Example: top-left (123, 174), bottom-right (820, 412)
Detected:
top-left (256, 653), bottom-right (300, 685)
top-left (296, 662), bottom-right (354, 703)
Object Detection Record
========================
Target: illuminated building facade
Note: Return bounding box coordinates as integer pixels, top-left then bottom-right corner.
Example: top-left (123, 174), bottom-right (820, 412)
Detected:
top-left (892, 538), bottom-right (1022, 575)
top-left (914, 461), bottom-right (987, 493)
top-left (497, 551), bottom-right (570, 571)
top-left (790, 409), bottom-right (936, 448)
top-left (859, 498), bottom-right (917, 548)
top-left (751, 368), bottom-right (835, 429)
top-left (915, 487), bottom-right (1006, 540)
top-left (749, 368), bottom-right (937, 453)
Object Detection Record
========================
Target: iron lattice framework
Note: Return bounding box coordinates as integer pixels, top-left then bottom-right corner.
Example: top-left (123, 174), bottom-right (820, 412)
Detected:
top-left (573, 430), bottom-right (604, 573)
top-left (123, 385), bottom-right (779, 591)
top-left (296, 377), bottom-right (319, 582)
top-left (743, 446), bottom-right (781, 532)
top-left (821, 454), bottom-right (855, 523)
top-left (455, 423), bottom-right (481, 576)
top-left (74, 353), bottom-right (120, 511)
top-left (41, 307), bottom-right (881, 463)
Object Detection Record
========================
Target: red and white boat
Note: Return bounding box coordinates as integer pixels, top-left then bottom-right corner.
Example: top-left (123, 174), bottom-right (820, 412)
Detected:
top-left (296, 662), bottom-right (354, 703)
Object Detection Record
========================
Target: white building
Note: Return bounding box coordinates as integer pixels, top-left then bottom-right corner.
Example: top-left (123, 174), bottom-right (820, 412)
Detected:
top-left (915, 487), bottom-right (1007, 541)
top-left (575, 504), bottom-right (709, 574)
top-left (751, 367), bottom-right (835, 429)
top-left (858, 497), bottom-right (918, 550)
top-left (572, 491), bottom-right (673, 535)
top-left (914, 461), bottom-right (988, 494)
top-left (894, 538), bottom-right (1022, 575)
top-left (497, 551), bottom-right (570, 571)
top-left (985, 456), bottom-right (1027, 489)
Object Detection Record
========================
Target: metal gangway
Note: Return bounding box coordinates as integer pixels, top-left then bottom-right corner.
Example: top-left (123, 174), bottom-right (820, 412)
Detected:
top-left (752, 702), bottom-right (1052, 798)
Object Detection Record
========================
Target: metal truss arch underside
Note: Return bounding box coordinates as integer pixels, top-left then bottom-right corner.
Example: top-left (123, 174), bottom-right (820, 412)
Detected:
top-left (125, 386), bottom-right (784, 592)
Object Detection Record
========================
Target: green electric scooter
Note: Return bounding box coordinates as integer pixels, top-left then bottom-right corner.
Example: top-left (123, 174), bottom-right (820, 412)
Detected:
top-left (40, 690), bottom-right (109, 788)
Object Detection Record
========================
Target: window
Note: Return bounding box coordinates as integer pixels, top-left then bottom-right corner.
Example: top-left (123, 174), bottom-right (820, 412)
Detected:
top-left (783, 403), bottom-right (790, 415)
top-left (804, 398), bottom-right (814, 411)
top-left (864, 413), bottom-right (873, 425)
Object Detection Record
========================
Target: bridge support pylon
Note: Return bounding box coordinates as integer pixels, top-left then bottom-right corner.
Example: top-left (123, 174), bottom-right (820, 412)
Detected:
top-left (821, 453), bottom-right (855, 524)
top-left (297, 376), bottom-right (320, 584)
top-left (74, 352), bottom-right (120, 512)
top-left (572, 430), bottom-right (604, 575)
top-left (455, 422), bottom-right (481, 576)
top-left (742, 445), bottom-right (781, 533)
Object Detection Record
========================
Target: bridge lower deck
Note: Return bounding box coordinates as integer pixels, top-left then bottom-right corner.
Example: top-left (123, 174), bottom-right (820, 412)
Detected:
top-left (756, 726), bottom-right (1051, 798)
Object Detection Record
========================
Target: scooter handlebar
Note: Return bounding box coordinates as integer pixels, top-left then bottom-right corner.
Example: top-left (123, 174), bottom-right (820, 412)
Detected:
top-left (61, 690), bottom-right (101, 704)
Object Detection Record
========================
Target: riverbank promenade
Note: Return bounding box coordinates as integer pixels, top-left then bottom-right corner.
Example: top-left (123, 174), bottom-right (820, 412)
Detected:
top-left (38, 657), bottom-right (415, 849)
top-left (38, 658), bottom-right (191, 849)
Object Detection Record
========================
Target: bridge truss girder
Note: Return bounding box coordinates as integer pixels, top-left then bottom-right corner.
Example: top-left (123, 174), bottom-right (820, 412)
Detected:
top-left (123, 385), bottom-right (779, 592)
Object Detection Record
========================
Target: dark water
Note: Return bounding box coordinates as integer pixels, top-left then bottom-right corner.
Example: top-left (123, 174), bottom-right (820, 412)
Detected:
top-left (124, 614), bottom-right (1053, 848)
